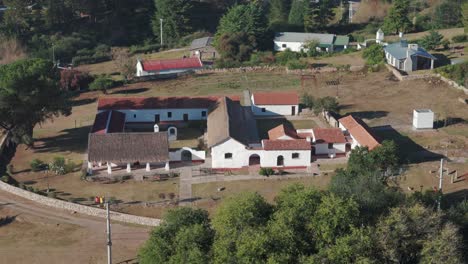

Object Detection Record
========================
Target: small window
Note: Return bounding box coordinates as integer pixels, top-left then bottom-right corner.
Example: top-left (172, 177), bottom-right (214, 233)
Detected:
top-left (282, 44), bottom-right (287, 48)
top-left (261, 108), bottom-right (266, 112)
top-left (133, 114), bottom-right (136, 118)
top-left (167, 112), bottom-right (172, 118)
top-left (292, 153), bottom-right (300, 159)
top-left (201, 111), bottom-right (207, 117)
top-left (328, 143), bottom-right (333, 149)
top-left (225, 153), bottom-right (233, 159)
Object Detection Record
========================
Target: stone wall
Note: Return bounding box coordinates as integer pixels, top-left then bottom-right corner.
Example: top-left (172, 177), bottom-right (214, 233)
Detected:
top-left (0, 180), bottom-right (161, 226)
top-left (437, 74), bottom-right (468, 95)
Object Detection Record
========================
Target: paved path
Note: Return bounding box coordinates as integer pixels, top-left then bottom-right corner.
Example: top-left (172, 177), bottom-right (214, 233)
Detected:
top-left (178, 167), bottom-right (193, 205)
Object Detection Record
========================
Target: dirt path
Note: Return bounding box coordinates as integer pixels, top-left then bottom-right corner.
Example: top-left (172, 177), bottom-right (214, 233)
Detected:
top-left (0, 190), bottom-right (150, 264)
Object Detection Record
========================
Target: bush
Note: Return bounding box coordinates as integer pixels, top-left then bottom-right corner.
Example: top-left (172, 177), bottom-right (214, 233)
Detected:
top-left (89, 76), bottom-right (116, 93)
top-left (64, 161), bottom-right (77, 174)
top-left (214, 58), bottom-right (242, 68)
top-left (286, 60), bottom-right (308, 70)
top-left (249, 51), bottom-right (276, 65)
top-left (435, 62), bottom-right (468, 86)
top-left (60, 69), bottom-right (94, 91)
top-left (30, 159), bottom-right (46, 172)
top-left (1, 175), bottom-right (10, 183)
top-left (129, 44), bottom-right (161, 55)
top-left (275, 49), bottom-right (299, 65)
top-left (49, 157), bottom-right (66, 175)
top-left (452, 34), bottom-right (468, 43)
top-left (363, 44), bottom-right (384, 66)
top-left (420, 30), bottom-right (444, 50)
top-left (259, 168), bottom-right (275, 176)
top-left (72, 54), bottom-right (112, 66)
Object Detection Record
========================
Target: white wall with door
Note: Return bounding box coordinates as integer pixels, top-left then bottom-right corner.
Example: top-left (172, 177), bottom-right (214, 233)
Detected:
top-left (251, 104), bottom-right (298, 116)
top-left (99, 109), bottom-right (209, 123)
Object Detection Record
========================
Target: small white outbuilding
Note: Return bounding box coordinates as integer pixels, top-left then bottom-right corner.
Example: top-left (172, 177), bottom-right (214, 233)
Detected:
top-left (413, 109), bottom-right (434, 129)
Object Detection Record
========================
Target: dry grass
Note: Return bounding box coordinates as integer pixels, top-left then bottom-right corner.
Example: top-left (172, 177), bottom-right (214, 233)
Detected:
top-left (352, 0), bottom-right (391, 24)
top-left (307, 51), bottom-right (365, 67)
top-left (0, 38), bottom-right (26, 65)
top-left (385, 28), bottom-right (465, 42)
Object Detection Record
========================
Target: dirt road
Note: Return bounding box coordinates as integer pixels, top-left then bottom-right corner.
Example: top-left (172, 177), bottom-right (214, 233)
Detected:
top-left (0, 191), bottom-right (150, 264)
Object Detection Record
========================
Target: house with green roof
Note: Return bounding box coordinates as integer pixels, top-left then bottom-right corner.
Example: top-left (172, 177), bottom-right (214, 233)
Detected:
top-left (274, 32), bottom-right (349, 53)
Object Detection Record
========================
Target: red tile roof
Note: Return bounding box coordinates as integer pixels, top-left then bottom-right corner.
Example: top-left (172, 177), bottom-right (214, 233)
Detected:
top-left (141, 58), bottom-right (203, 72)
top-left (262, 139), bottom-right (311, 150)
top-left (312, 128), bottom-right (346, 144)
top-left (97, 96), bottom-right (240, 110)
top-left (91, 111), bottom-right (126, 134)
top-left (268, 124), bottom-right (298, 140)
top-left (338, 115), bottom-right (381, 150)
top-left (252, 92), bottom-right (299, 105)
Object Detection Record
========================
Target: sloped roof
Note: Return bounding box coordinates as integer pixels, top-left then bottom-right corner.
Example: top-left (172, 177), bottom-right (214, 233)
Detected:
top-left (333, 35), bottom-right (350, 46)
top-left (97, 96), bottom-right (240, 110)
top-left (275, 32), bottom-right (335, 45)
top-left (91, 110), bottom-right (126, 134)
top-left (262, 139), bottom-right (311, 150)
top-left (207, 97), bottom-right (260, 147)
top-left (338, 115), bottom-right (380, 150)
top-left (190, 37), bottom-right (213, 50)
top-left (268, 124), bottom-right (298, 140)
top-left (384, 40), bottom-right (437, 60)
top-left (140, 58), bottom-right (203, 72)
top-left (252, 92), bottom-right (299, 105)
top-left (88, 133), bottom-right (169, 163)
top-left (313, 128), bottom-right (347, 144)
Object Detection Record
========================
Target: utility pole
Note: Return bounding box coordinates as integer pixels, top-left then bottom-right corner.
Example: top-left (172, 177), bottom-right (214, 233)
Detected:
top-left (437, 158), bottom-right (444, 211)
top-left (160, 18), bottom-right (164, 46)
top-left (106, 202), bottom-right (112, 264)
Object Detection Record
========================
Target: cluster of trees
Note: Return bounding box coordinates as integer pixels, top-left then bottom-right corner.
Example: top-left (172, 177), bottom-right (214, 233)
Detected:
top-left (301, 94), bottom-right (340, 115)
top-left (139, 142), bottom-right (467, 263)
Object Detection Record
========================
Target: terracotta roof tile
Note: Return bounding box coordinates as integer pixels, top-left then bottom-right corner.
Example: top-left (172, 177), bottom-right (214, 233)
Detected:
top-left (338, 115), bottom-right (380, 150)
top-left (312, 128), bottom-right (346, 144)
top-left (141, 58), bottom-right (203, 72)
top-left (91, 111), bottom-right (110, 134)
top-left (97, 96), bottom-right (240, 110)
top-left (253, 92), bottom-right (299, 105)
top-left (268, 124), bottom-right (298, 140)
top-left (262, 139), bottom-right (311, 150)
top-left (91, 111), bottom-right (126, 134)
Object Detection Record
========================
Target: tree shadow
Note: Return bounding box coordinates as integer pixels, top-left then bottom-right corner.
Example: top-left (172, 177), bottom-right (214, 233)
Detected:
top-left (33, 126), bottom-right (91, 154)
top-left (432, 53), bottom-right (451, 67)
top-left (434, 117), bottom-right (467, 129)
top-left (0, 215), bottom-right (17, 227)
top-left (345, 111), bottom-right (389, 120)
top-left (111, 88), bottom-right (149, 95)
top-left (22, 180), bottom-right (37, 185)
top-left (72, 98), bottom-right (96, 107)
top-left (373, 126), bottom-right (444, 164)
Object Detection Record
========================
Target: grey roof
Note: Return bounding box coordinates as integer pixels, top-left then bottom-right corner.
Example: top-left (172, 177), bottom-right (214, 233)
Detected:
top-left (207, 97), bottom-right (260, 147)
top-left (88, 133), bottom-right (169, 163)
top-left (190, 37), bottom-right (213, 50)
top-left (384, 40), bottom-right (437, 60)
top-left (274, 32), bottom-right (334, 45)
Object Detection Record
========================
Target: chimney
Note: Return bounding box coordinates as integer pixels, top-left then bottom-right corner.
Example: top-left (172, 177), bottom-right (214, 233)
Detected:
top-left (153, 124), bottom-right (159, 133)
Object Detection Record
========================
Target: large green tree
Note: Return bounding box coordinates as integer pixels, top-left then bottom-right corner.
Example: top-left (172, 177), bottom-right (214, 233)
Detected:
top-left (152, 0), bottom-right (193, 45)
top-left (288, 0), bottom-right (308, 27)
top-left (382, 0), bottom-right (412, 34)
top-left (1, 0), bottom-right (34, 39)
top-left (138, 207), bottom-right (214, 264)
top-left (420, 30), bottom-right (444, 50)
top-left (420, 223), bottom-right (463, 264)
top-left (268, 0), bottom-right (291, 26)
top-left (0, 59), bottom-right (71, 145)
top-left (304, 0), bottom-right (334, 32)
top-left (463, 2), bottom-right (468, 33)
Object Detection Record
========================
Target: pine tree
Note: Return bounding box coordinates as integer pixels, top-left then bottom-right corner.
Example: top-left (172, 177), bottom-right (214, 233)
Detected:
top-left (382, 0), bottom-right (412, 34)
top-left (152, 0), bottom-right (194, 45)
top-left (463, 2), bottom-right (468, 33)
top-left (304, 0), bottom-right (334, 32)
top-left (288, 0), bottom-right (308, 27)
top-left (268, 0), bottom-right (291, 25)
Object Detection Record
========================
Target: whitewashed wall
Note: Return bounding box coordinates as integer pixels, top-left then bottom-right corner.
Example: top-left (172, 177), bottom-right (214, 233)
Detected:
top-left (211, 139), bottom-right (253, 168)
top-left (274, 41), bottom-right (304, 52)
top-left (314, 143), bottom-right (347, 155)
top-left (170, 147), bottom-right (206, 161)
top-left (99, 109), bottom-right (208, 123)
top-left (251, 104), bottom-right (298, 116)
top-left (261, 150), bottom-right (310, 167)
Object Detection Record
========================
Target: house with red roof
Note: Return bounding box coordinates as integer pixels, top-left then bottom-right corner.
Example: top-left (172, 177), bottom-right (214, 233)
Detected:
top-left (251, 92), bottom-right (299, 116)
top-left (338, 115), bottom-right (380, 151)
top-left (135, 57), bottom-right (203, 77)
top-left (311, 128), bottom-right (348, 156)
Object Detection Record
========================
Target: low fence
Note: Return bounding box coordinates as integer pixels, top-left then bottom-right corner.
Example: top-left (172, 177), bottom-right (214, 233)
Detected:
top-left (195, 65), bottom-right (340, 75)
top-left (0, 180), bottom-right (161, 226)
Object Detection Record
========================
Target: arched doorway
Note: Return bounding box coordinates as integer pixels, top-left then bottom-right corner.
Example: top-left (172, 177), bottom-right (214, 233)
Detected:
top-left (181, 150), bottom-right (192, 162)
top-left (277, 156), bottom-right (284, 166)
top-left (249, 154), bottom-right (260, 166)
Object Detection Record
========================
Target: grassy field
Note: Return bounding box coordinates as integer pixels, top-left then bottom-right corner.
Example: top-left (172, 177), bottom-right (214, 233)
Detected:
top-left (7, 68), bottom-right (468, 217)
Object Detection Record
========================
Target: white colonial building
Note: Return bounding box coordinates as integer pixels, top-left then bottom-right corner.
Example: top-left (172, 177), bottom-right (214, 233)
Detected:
top-left (274, 32), bottom-right (349, 53)
top-left (136, 57), bottom-right (203, 77)
top-left (338, 115), bottom-right (380, 151)
top-left (251, 92), bottom-right (299, 116)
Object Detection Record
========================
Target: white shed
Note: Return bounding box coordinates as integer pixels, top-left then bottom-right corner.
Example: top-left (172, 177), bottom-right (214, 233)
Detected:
top-left (413, 109), bottom-right (434, 129)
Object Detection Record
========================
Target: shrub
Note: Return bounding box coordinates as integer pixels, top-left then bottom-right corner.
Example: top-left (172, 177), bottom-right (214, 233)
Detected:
top-left (49, 157), bottom-right (66, 175)
top-left (420, 30), bottom-right (444, 50)
top-left (60, 69), bottom-right (93, 91)
top-left (89, 76), bottom-right (116, 93)
top-left (249, 51), bottom-right (276, 65)
top-left (1, 175), bottom-right (10, 183)
top-left (30, 159), bottom-right (46, 172)
top-left (214, 58), bottom-right (242, 68)
top-left (259, 167), bottom-right (274, 176)
top-left (363, 44), bottom-right (384, 66)
top-left (435, 62), bottom-right (468, 86)
top-left (64, 161), bottom-right (77, 174)
top-left (129, 44), bottom-right (161, 55)
top-left (287, 60), bottom-right (308, 70)
top-left (452, 34), bottom-right (468, 43)
top-left (275, 49), bottom-right (299, 65)
top-left (301, 93), bottom-right (315, 109)
top-left (72, 54), bottom-right (111, 66)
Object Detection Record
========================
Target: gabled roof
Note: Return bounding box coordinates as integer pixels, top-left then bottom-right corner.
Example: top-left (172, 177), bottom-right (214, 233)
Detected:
top-left (275, 32), bottom-right (335, 45)
top-left (91, 110), bottom-right (126, 134)
top-left (384, 40), bottom-right (437, 60)
top-left (333, 35), bottom-right (349, 46)
top-left (252, 92), bottom-right (299, 105)
top-left (262, 139), bottom-right (311, 150)
top-left (88, 133), bottom-right (169, 163)
top-left (207, 97), bottom-right (260, 147)
top-left (268, 124), bottom-right (298, 140)
top-left (140, 58), bottom-right (203, 72)
top-left (312, 128), bottom-right (347, 144)
top-left (338, 115), bottom-right (380, 150)
top-left (190, 37), bottom-right (213, 50)
top-left (97, 96), bottom-right (240, 110)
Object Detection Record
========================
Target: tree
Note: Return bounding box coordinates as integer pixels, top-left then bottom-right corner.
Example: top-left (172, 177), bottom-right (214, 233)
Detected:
top-left (44, 0), bottom-right (74, 30)
top-left (212, 192), bottom-right (272, 264)
top-left (463, 2), bottom-right (468, 33)
top-left (112, 48), bottom-right (135, 81)
top-left (214, 3), bottom-right (269, 53)
top-left (60, 70), bottom-right (93, 91)
top-left (304, 0), bottom-right (334, 32)
top-left (152, 0), bottom-right (194, 45)
top-left (139, 207), bottom-right (213, 264)
top-left (89, 76), bottom-right (115, 94)
top-left (313, 96), bottom-right (339, 115)
top-left (268, 0), bottom-right (291, 26)
top-left (0, 58), bottom-right (71, 145)
top-left (1, 0), bottom-right (34, 39)
top-left (433, 1), bottom-right (462, 29)
top-left (288, 0), bottom-right (308, 27)
top-left (420, 30), bottom-right (444, 51)
top-left (216, 33), bottom-right (256, 62)
top-left (382, 0), bottom-right (412, 34)
top-left (363, 44), bottom-right (384, 66)
top-left (301, 93), bottom-right (315, 110)
top-left (420, 223), bottom-right (463, 264)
